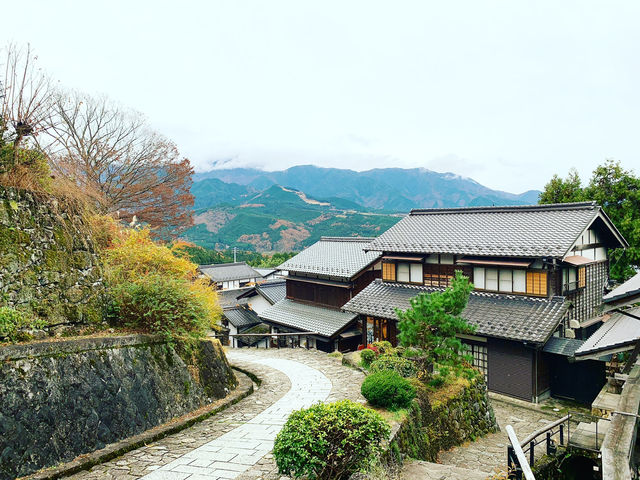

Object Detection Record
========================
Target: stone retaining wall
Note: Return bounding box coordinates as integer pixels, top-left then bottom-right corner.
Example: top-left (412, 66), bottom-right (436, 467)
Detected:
top-left (0, 186), bottom-right (103, 326)
top-left (0, 334), bottom-right (237, 480)
top-left (391, 377), bottom-right (499, 462)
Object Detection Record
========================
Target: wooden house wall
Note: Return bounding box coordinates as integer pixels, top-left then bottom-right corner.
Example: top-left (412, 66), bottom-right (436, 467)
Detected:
top-left (286, 279), bottom-right (350, 308)
top-left (565, 260), bottom-right (609, 325)
top-left (353, 269), bottom-right (381, 296)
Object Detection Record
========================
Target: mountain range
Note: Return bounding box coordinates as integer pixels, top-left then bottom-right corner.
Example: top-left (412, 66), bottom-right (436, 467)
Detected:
top-left (185, 165), bottom-right (541, 252)
top-left (194, 165), bottom-right (540, 212)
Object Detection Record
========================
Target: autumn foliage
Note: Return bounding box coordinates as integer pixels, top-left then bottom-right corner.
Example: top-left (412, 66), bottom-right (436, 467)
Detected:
top-left (103, 228), bottom-right (222, 338)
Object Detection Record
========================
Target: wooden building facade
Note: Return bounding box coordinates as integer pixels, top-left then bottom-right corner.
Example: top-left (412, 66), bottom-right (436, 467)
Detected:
top-left (344, 202), bottom-right (628, 402)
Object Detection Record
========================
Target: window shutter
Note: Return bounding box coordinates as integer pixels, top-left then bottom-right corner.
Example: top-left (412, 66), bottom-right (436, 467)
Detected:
top-left (526, 271), bottom-right (548, 296)
top-left (578, 267), bottom-right (586, 288)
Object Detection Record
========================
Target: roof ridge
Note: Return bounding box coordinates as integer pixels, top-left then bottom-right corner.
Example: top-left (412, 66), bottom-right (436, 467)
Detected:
top-left (409, 201), bottom-right (598, 216)
top-left (320, 236), bottom-right (377, 242)
top-left (199, 261), bottom-right (249, 268)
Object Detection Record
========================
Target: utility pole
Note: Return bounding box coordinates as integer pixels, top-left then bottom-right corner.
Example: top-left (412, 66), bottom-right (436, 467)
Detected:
top-left (233, 246), bottom-right (237, 263)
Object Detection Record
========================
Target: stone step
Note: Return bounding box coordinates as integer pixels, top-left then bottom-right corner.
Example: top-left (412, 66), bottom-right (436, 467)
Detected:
top-left (569, 420), bottom-right (609, 450)
top-left (401, 460), bottom-right (490, 480)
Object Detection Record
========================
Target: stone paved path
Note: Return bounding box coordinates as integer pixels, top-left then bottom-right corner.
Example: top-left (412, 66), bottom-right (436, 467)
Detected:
top-left (141, 353), bottom-right (332, 479)
top-left (67, 348), bottom-right (365, 480)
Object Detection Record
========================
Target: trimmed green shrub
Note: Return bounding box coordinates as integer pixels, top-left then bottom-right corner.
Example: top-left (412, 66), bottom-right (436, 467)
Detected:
top-left (273, 400), bottom-right (390, 480)
top-left (107, 274), bottom-right (210, 338)
top-left (361, 370), bottom-right (416, 409)
top-left (0, 307), bottom-right (46, 343)
top-left (370, 354), bottom-right (417, 378)
top-left (360, 348), bottom-right (377, 367)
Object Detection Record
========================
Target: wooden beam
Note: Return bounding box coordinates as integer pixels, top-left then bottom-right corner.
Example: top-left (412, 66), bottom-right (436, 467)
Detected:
top-left (506, 425), bottom-right (536, 480)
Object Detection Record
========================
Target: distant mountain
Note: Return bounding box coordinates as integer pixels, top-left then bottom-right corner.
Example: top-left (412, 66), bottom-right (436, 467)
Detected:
top-left (184, 184), bottom-right (400, 252)
top-left (194, 165), bottom-right (540, 211)
top-left (190, 178), bottom-right (254, 209)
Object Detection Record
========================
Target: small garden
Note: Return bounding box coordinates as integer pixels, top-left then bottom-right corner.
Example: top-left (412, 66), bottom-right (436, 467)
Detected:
top-left (272, 272), bottom-right (498, 480)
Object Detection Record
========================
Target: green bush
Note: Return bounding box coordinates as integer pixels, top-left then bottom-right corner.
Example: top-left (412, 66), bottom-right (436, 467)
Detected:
top-left (370, 354), bottom-right (417, 378)
top-left (0, 307), bottom-right (46, 343)
top-left (360, 348), bottom-right (377, 367)
top-left (361, 370), bottom-right (416, 410)
top-left (372, 340), bottom-right (394, 355)
top-left (273, 400), bottom-right (390, 480)
top-left (107, 274), bottom-right (210, 339)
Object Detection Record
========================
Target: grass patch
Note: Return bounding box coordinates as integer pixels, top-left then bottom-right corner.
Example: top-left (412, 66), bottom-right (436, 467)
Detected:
top-left (426, 375), bottom-right (470, 408)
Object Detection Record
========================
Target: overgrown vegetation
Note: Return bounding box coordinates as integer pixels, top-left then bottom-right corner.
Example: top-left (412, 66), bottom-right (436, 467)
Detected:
top-left (0, 306), bottom-right (46, 343)
top-left (273, 400), bottom-right (390, 480)
top-left (176, 243), bottom-right (295, 267)
top-left (539, 159), bottom-right (640, 281)
top-left (361, 370), bottom-right (416, 410)
top-left (369, 354), bottom-right (417, 378)
top-left (103, 228), bottom-right (222, 339)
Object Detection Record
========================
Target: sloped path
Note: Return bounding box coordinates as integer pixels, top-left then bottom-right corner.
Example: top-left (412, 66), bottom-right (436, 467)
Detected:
top-left (67, 349), bottom-right (365, 480)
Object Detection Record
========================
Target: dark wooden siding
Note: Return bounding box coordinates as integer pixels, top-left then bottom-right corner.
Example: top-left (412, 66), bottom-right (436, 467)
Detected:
top-left (353, 269), bottom-right (380, 296)
top-left (286, 280), bottom-right (350, 308)
top-left (535, 349), bottom-right (550, 397)
top-left (424, 264), bottom-right (472, 287)
top-left (487, 338), bottom-right (534, 401)
top-left (546, 354), bottom-right (606, 405)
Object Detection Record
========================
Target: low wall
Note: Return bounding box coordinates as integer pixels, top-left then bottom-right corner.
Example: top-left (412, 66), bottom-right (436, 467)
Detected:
top-left (0, 335), bottom-right (237, 480)
top-left (391, 377), bottom-right (499, 462)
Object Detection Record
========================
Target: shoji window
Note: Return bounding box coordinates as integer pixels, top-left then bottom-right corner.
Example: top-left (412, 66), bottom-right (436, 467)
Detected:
top-left (485, 269), bottom-right (498, 290)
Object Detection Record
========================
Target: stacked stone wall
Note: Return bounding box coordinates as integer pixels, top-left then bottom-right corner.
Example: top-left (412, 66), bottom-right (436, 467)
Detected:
top-left (0, 335), bottom-right (237, 479)
top-left (0, 186), bottom-right (103, 326)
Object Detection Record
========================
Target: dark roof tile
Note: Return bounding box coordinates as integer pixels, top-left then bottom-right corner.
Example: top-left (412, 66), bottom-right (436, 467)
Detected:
top-left (343, 280), bottom-right (568, 344)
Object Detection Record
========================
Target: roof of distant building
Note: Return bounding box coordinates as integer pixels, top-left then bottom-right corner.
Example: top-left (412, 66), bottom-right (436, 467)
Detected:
top-left (343, 279), bottom-right (569, 344)
top-left (575, 307), bottom-right (640, 359)
top-left (365, 202), bottom-right (627, 258)
top-left (277, 237), bottom-right (381, 280)
top-left (254, 268), bottom-right (278, 277)
top-left (603, 273), bottom-right (640, 307)
top-left (223, 305), bottom-right (262, 330)
top-left (236, 279), bottom-right (287, 305)
top-left (260, 298), bottom-right (357, 338)
top-left (217, 287), bottom-right (252, 308)
top-left (199, 262), bottom-right (262, 283)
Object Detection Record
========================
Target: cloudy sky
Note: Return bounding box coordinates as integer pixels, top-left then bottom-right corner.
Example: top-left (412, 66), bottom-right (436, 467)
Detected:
top-left (3, 1), bottom-right (639, 193)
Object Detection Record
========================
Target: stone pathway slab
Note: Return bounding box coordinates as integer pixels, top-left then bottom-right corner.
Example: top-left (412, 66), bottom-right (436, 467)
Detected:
top-left (141, 353), bottom-right (332, 479)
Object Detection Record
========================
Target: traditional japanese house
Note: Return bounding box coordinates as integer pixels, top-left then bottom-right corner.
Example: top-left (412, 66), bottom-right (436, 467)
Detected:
top-left (236, 279), bottom-right (286, 315)
top-left (259, 237), bottom-right (382, 352)
top-left (222, 305), bottom-right (269, 348)
top-left (343, 202), bottom-right (628, 402)
top-left (199, 262), bottom-right (262, 290)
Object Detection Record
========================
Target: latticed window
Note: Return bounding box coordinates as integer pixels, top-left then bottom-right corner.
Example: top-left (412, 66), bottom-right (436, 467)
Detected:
top-left (464, 342), bottom-right (488, 381)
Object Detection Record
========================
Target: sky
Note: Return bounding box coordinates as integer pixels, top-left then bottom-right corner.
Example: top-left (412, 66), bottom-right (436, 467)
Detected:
top-left (3, 1), bottom-right (639, 194)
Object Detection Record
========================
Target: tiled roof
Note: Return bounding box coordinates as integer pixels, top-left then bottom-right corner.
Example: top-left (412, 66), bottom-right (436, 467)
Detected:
top-left (365, 202), bottom-right (608, 258)
top-left (217, 287), bottom-right (251, 308)
top-left (575, 307), bottom-right (640, 358)
top-left (543, 337), bottom-right (585, 356)
top-left (603, 273), bottom-right (640, 304)
top-left (343, 280), bottom-right (568, 344)
top-left (257, 280), bottom-right (286, 304)
top-left (277, 237), bottom-right (381, 280)
top-left (260, 298), bottom-right (358, 338)
top-left (223, 306), bottom-right (262, 329)
top-left (199, 262), bottom-right (261, 282)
